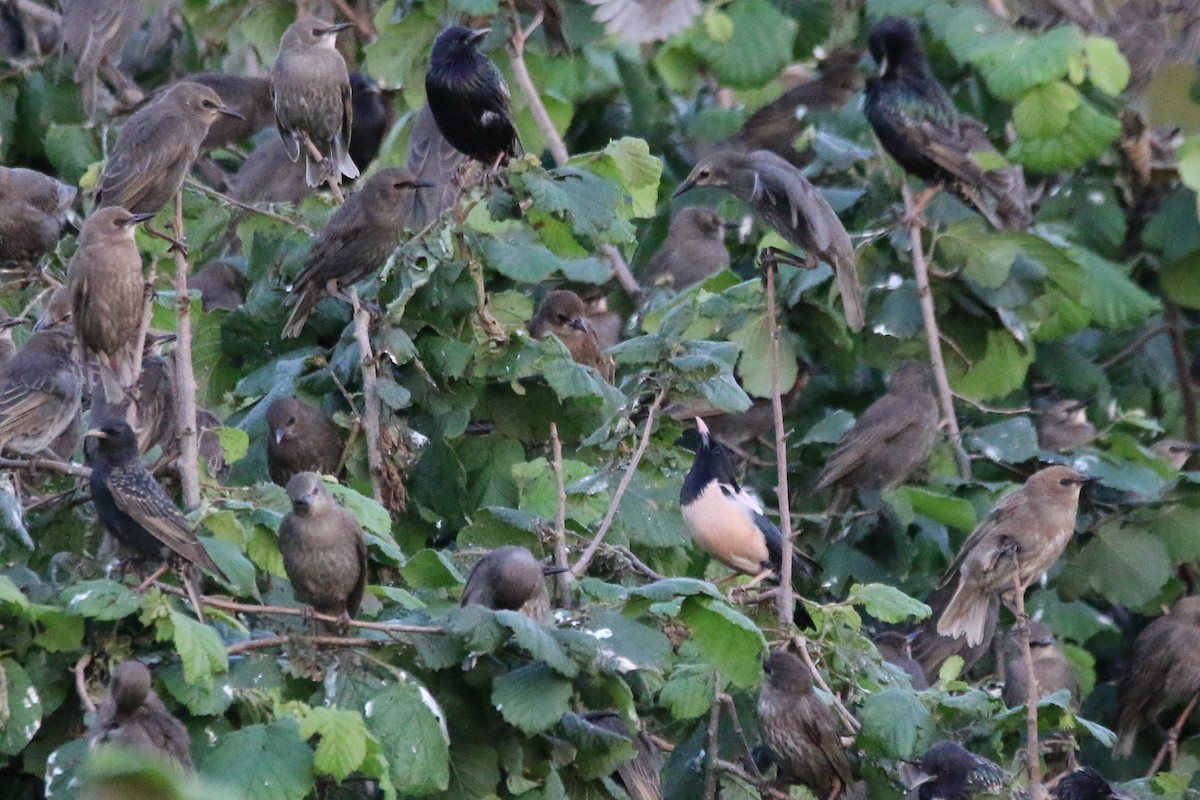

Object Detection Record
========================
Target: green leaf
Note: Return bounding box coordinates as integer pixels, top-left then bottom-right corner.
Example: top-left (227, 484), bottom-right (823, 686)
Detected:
top-left (688, 0), bottom-right (798, 90)
top-left (299, 707), bottom-right (369, 781)
top-left (661, 663), bottom-right (717, 719)
top-left (846, 583), bottom-right (932, 624)
top-left (362, 679), bottom-right (451, 795)
top-left (495, 610), bottom-right (580, 677)
top-left (1012, 82), bottom-right (1080, 139)
top-left (678, 597), bottom-right (767, 688)
top-left (198, 719), bottom-right (314, 800)
top-left (966, 417), bottom-right (1039, 464)
top-left (1065, 523), bottom-right (1172, 607)
top-left (491, 662), bottom-right (574, 734)
top-left (952, 329), bottom-right (1033, 402)
top-left (0, 658), bottom-right (41, 755)
top-left (939, 220), bottom-right (1019, 289)
top-left (857, 687), bottom-right (935, 759)
top-left (1072, 246), bottom-right (1162, 330)
top-left (728, 308), bottom-right (799, 399)
top-left (1083, 36), bottom-right (1130, 95)
top-left (168, 611), bottom-right (229, 684)
top-left (976, 25), bottom-right (1084, 102)
top-left (1009, 96), bottom-right (1120, 172)
top-left (893, 487), bottom-right (978, 532)
top-left (0, 575), bottom-right (30, 611)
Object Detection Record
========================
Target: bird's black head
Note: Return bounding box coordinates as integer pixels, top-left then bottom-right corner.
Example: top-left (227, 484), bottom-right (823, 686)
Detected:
top-left (867, 17), bottom-right (927, 79)
top-left (901, 742), bottom-right (1004, 800)
top-left (681, 417), bottom-right (739, 503)
top-left (431, 26), bottom-right (490, 67)
top-left (85, 420), bottom-right (139, 463)
top-left (1051, 768), bottom-right (1120, 800)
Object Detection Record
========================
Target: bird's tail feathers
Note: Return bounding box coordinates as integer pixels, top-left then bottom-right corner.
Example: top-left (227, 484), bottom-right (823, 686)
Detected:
top-left (282, 292), bottom-right (315, 338)
top-left (97, 361), bottom-right (128, 405)
top-left (1113, 731), bottom-right (1135, 759)
top-left (835, 254), bottom-right (865, 332)
top-left (334, 135), bottom-right (360, 181)
top-left (935, 582), bottom-right (987, 647)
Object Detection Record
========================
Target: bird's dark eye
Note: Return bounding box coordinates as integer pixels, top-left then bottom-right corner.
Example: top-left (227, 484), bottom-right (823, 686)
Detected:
top-left (202, 100), bottom-right (216, 109)
top-left (1059, 478), bottom-right (1071, 486)
top-left (698, 168), bottom-right (711, 179)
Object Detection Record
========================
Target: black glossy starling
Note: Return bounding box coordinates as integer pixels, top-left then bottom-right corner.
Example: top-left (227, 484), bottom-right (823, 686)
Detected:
top-left (1114, 596), bottom-right (1200, 758)
top-left (426, 26), bottom-right (523, 166)
top-left (672, 149), bottom-right (864, 332)
top-left (348, 72), bottom-right (396, 171)
top-left (864, 17), bottom-right (1031, 231)
top-left (681, 418), bottom-right (817, 629)
top-left (228, 136), bottom-right (312, 205)
top-left (899, 742), bottom-right (1005, 800)
top-left (757, 651), bottom-right (853, 797)
top-left (89, 660), bottom-right (194, 772)
top-left (584, 0), bottom-right (702, 44)
top-left (936, 466), bottom-right (1091, 646)
top-left (874, 630), bottom-right (929, 690)
top-left (0, 166), bottom-right (76, 265)
top-left (96, 82), bottom-right (242, 216)
top-left (85, 419), bottom-right (227, 581)
top-left (1002, 620), bottom-right (1078, 708)
top-left (278, 472), bottom-right (367, 631)
top-left (270, 18), bottom-right (358, 188)
top-left (61, 0), bottom-right (141, 121)
top-left (528, 290), bottom-right (616, 382)
top-left (644, 207), bottom-right (730, 289)
top-left (461, 545), bottom-right (564, 621)
top-left (405, 103), bottom-right (467, 228)
top-left (0, 325), bottom-right (82, 456)
top-left (584, 711), bottom-right (663, 800)
top-left (1051, 768), bottom-right (1123, 800)
top-left (282, 167), bottom-right (431, 337)
top-left (1036, 400), bottom-right (1097, 452)
top-left (186, 73), bottom-right (275, 150)
top-left (189, 260), bottom-right (248, 312)
top-left (265, 396), bottom-right (344, 487)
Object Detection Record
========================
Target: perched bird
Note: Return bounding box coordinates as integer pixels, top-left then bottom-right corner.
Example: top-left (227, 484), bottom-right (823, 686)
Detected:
top-left (282, 167), bottom-right (431, 337)
top-left (584, 0), bottom-right (702, 44)
top-left (425, 26), bottom-right (522, 166)
top-left (514, 0), bottom-right (571, 55)
top-left (265, 396), bottom-right (344, 486)
top-left (270, 18), bottom-right (358, 188)
top-left (584, 294), bottom-right (622, 352)
top-left (873, 630), bottom-right (929, 690)
top-left (348, 72), bottom-right (396, 171)
top-left (1114, 595), bottom-right (1200, 758)
top-left (864, 17), bottom-right (1031, 231)
top-left (0, 326), bottom-right (82, 456)
top-left (757, 651), bottom-right (853, 797)
top-left (1151, 438), bottom-right (1200, 470)
top-left (189, 260), bottom-right (248, 312)
top-left (89, 660), bottom-right (193, 771)
top-left (1051, 768), bottom-right (1124, 800)
top-left (68, 207), bottom-right (154, 404)
top-left (899, 742), bottom-right (1005, 800)
top-left (0, 166), bottom-right (77, 265)
top-left (278, 472), bottom-right (368, 632)
top-left (681, 417), bottom-right (817, 629)
top-left (673, 149), bottom-right (864, 332)
top-left (460, 545), bottom-right (564, 621)
top-left (668, 361), bottom-right (811, 450)
top-left (228, 136), bottom-right (312, 205)
top-left (528, 290), bottom-right (616, 382)
top-left (909, 579), bottom-right (1000, 684)
top-left (95, 81), bottom-right (242, 216)
top-left (936, 466), bottom-right (1091, 646)
top-left (85, 419), bottom-right (227, 581)
top-left (583, 711), bottom-right (662, 800)
top-left (1002, 620), bottom-right (1079, 708)
top-left (814, 362), bottom-right (938, 497)
top-left (1037, 400), bottom-right (1097, 452)
top-left (61, 0), bottom-right (142, 121)
top-left (644, 207), bottom-right (730, 290)
top-left (186, 73), bottom-right (275, 150)
top-left (405, 103), bottom-right (467, 227)
top-left (38, 285), bottom-right (74, 330)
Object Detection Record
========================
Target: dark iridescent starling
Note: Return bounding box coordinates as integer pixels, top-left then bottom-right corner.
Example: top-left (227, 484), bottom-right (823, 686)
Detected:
top-left (282, 167), bottom-right (431, 337)
top-left (874, 630), bottom-right (929, 690)
top-left (1002, 620), bottom-right (1079, 709)
top-left (584, 0), bottom-right (701, 44)
top-left (1036, 400), bottom-right (1097, 452)
top-left (864, 17), bottom-right (1031, 231)
top-left (186, 72), bottom-right (275, 150)
top-left (348, 72), bottom-right (396, 171)
top-left (0, 325), bottom-right (82, 456)
top-left (61, 0), bottom-right (141, 121)
top-left (528, 290), bottom-right (616, 382)
top-left (405, 103), bottom-right (467, 228)
top-left (228, 136), bottom-right (312, 205)
top-left (426, 26), bottom-right (523, 166)
top-left (461, 545), bottom-right (563, 621)
top-left (757, 651), bottom-right (853, 797)
top-left (265, 396), bottom-right (344, 487)
top-left (0, 166), bottom-right (76, 265)
top-left (584, 711), bottom-right (663, 800)
top-left (1051, 768), bottom-right (1123, 800)
top-left (899, 742), bottom-right (1005, 800)
top-left (672, 149), bottom-right (864, 332)
top-left (89, 660), bottom-right (194, 772)
top-left (644, 207), bottom-right (730, 290)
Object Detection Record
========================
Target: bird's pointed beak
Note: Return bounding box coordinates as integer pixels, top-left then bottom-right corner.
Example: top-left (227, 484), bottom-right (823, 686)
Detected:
top-left (468, 28), bottom-right (491, 45)
top-left (273, 427), bottom-right (287, 444)
top-left (898, 762), bottom-right (933, 789)
top-left (1075, 475), bottom-right (1098, 485)
top-left (124, 212), bottom-right (157, 227)
top-left (542, 565), bottom-right (568, 576)
top-left (1178, 443), bottom-right (1200, 453)
top-left (694, 417), bottom-right (710, 442)
top-left (0, 317), bottom-right (26, 330)
top-left (218, 106), bottom-right (245, 120)
top-left (411, 179), bottom-right (436, 189)
top-left (569, 318), bottom-right (588, 332)
top-left (84, 428), bottom-right (108, 440)
top-left (672, 178), bottom-right (697, 199)
top-left (323, 22), bottom-right (354, 35)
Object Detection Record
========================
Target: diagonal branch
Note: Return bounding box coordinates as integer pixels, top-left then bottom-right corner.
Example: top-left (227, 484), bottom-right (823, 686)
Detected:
top-left (172, 192), bottom-right (201, 509)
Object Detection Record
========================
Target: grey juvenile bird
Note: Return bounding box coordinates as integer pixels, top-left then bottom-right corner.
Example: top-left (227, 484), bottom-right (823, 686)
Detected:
top-left (265, 396), bottom-right (344, 487)
top-left (583, 711), bottom-right (663, 800)
top-left (873, 630), bottom-right (929, 690)
top-left (189, 260), bottom-right (248, 312)
top-left (528, 290), bottom-right (616, 382)
top-left (460, 545), bottom-right (563, 621)
top-left (0, 325), bottom-right (82, 456)
top-left (405, 103), bottom-right (468, 228)
top-left (186, 72), bottom-right (275, 150)
top-left (1037, 400), bottom-right (1097, 452)
top-left (228, 136), bottom-right (312, 205)
top-left (89, 660), bottom-right (193, 772)
top-left (673, 149), bottom-right (865, 331)
top-left (1002, 620), bottom-right (1078, 709)
top-left (0, 166), bottom-right (76, 265)
top-left (644, 206), bottom-right (730, 290)
top-left (61, 0), bottom-right (141, 121)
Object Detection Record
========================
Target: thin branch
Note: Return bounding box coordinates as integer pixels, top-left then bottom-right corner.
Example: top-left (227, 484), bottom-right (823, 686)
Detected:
top-left (1147, 691), bottom-right (1200, 776)
top-left (951, 393), bottom-right (1032, 415)
top-left (703, 677), bottom-right (721, 800)
top-left (173, 192), bottom-right (201, 509)
top-left (183, 179), bottom-right (315, 236)
top-left (1100, 322), bottom-right (1167, 369)
top-left (614, 545), bottom-right (665, 580)
top-left (227, 635), bottom-right (384, 655)
top-left (719, 693), bottom-right (763, 780)
top-left (1165, 303), bottom-right (1197, 441)
top-left (350, 289), bottom-right (383, 502)
top-left (330, 0), bottom-right (376, 39)
top-left (0, 456), bottom-right (90, 478)
top-left (1013, 565), bottom-right (1044, 799)
top-left (601, 244), bottom-right (642, 298)
top-left (761, 253), bottom-right (796, 628)
top-left (74, 652), bottom-right (96, 715)
top-left (714, 760), bottom-right (791, 800)
top-left (549, 423), bottom-right (572, 600)
top-left (795, 636), bottom-right (861, 733)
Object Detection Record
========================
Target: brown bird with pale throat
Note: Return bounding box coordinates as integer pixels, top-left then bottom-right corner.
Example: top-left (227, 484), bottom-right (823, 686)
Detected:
top-left (89, 660), bottom-right (194, 772)
top-left (186, 73), bottom-right (275, 150)
top-left (529, 290), bottom-right (616, 382)
top-left (0, 166), bottom-right (76, 265)
top-left (461, 545), bottom-right (564, 621)
top-left (1037, 400), bottom-right (1097, 452)
top-left (644, 207), bottom-right (730, 290)
top-left (0, 325), bottom-right (82, 456)
top-left (265, 396), bottom-right (344, 487)
top-left (1002, 620), bottom-right (1079, 708)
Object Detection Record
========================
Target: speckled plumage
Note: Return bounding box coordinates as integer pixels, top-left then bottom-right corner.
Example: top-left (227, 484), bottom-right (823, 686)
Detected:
top-left (585, 711), bottom-right (663, 800)
top-left (1051, 768), bottom-right (1121, 800)
top-left (899, 742), bottom-right (1005, 800)
top-left (90, 660), bottom-right (193, 771)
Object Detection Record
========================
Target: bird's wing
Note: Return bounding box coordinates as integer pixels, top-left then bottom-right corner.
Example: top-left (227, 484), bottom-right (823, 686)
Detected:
top-left (286, 214), bottom-right (357, 300)
top-left (815, 395), bottom-right (923, 489)
top-left (937, 487), bottom-right (1026, 587)
top-left (0, 381), bottom-right (58, 439)
top-left (96, 111), bottom-right (193, 210)
top-left (348, 514), bottom-right (368, 617)
top-left (106, 467), bottom-right (223, 577)
top-left (755, 157), bottom-right (837, 253)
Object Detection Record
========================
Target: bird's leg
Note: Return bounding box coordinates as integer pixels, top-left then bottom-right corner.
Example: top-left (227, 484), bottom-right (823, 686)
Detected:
top-left (1147, 691), bottom-right (1200, 775)
top-left (134, 562), bottom-right (171, 592)
top-left (824, 780), bottom-right (843, 800)
top-left (758, 247), bottom-right (817, 273)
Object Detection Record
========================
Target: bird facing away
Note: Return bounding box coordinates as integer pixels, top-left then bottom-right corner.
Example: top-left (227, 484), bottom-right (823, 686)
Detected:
top-left (1051, 768), bottom-right (1123, 800)
top-left (68, 206), bottom-right (154, 404)
top-left (672, 149), bottom-right (864, 331)
top-left (95, 81), bottom-right (242, 216)
top-left (528, 290), bottom-right (617, 382)
top-left (282, 167), bottom-right (432, 338)
top-left (228, 135), bottom-right (312, 205)
top-left (461, 545), bottom-right (564, 621)
top-left (186, 72), bottom-right (275, 150)
top-left (265, 396), bottom-right (344, 487)
top-left (86, 419), bottom-right (227, 581)
top-left (1002, 620), bottom-right (1079, 709)
top-left (936, 466), bottom-right (1091, 646)
top-left (757, 651), bottom-right (853, 798)
top-left (584, 0), bottom-right (702, 44)
top-left (405, 103), bottom-right (468, 228)
top-left (873, 630), bottom-right (930, 690)
top-left (190, 260), bottom-right (248, 312)
top-left (681, 417), bottom-right (817, 629)
top-left (0, 166), bottom-right (77, 265)
top-left (348, 72), bottom-right (396, 171)
top-left (864, 17), bottom-right (1031, 231)
top-left (426, 26), bottom-right (523, 166)
top-left (644, 206), bottom-right (730, 290)
top-left (668, 360), bottom-right (811, 450)
top-left (1114, 595), bottom-right (1200, 758)
top-left (61, 0), bottom-right (141, 121)
top-left (89, 660), bottom-right (193, 772)
top-left (909, 578), bottom-right (1000, 686)
top-left (1037, 400), bottom-right (1097, 452)
top-left (0, 325), bottom-right (82, 456)
top-left (270, 18), bottom-right (358, 188)
top-left (583, 711), bottom-right (663, 800)
top-left (279, 472), bottom-right (368, 631)
top-left (815, 361), bottom-right (939, 496)
top-left (899, 742), bottom-right (1005, 800)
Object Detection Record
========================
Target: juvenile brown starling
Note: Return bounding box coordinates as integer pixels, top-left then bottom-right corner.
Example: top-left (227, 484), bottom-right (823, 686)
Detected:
top-left (1051, 768), bottom-right (1123, 800)
top-left (1114, 596), bottom-right (1200, 758)
top-left (864, 17), bottom-right (1031, 231)
top-left (528, 290), bottom-right (617, 382)
top-left (68, 206), bottom-right (154, 404)
top-left (1002, 620), bottom-right (1079, 708)
top-left (899, 742), bottom-right (1005, 800)
top-left (909, 579), bottom-right (1000, 684)
top-left (348, 72), bottom-right (396, 171)
top-left (0, 309), bottom-right (19, 366)
top-left (95, 81), bottom-right (242, 216)
top-left (278, 472), bottom-right (367, 631)
top-left (0, 166), bottom-right (76, 265)
top-left (405, 103), bottom-right (467, 228)
top-left (874, 630), bottom-right (929, 690)
top-left (757, 651), bottom-right (853, 797)
top-left (460, 545), bottom-right (563, 621)
top-left (425, 26), bottom-right (523, 166)
top-left (85, 419), bottom-right (227, 581)
top-left (89, 660), bottom-right (193, 772)
top-left (1037, 400), bottom-right (1097, 452)
top-left (265, 396), bottom-right (344, 486)
top-left (281, 167), bottom-right (432, 337)
top-left (584, 711), bottom-right (663, 800)
top-left (668, 361), bottom-right (811, 450)
top-left (815, 362), bottom-right (938, 496)
top-left (644, 207), bottom-right (730, 289)
top-left (672, 149), bottom-right (864, 331)
top-left (228, 136), bottom-right (312, 205)
top-left (936, 466), bottom-right (1091, 646)
top-left (190, 260), bottom-right (248, 312)
top-left (584, 0), bottom-right (702, 44)
top-left (270, 18), bottom-right (358, 188)
top-left (186, 72), bottom-right (275, 150)
top-left (1151, 438), bottom-right (1200, 470)
top-left (0, 325), bottom-right (82, 456)
top-left (585, 294), bottom-right (622, 352)
top-left (61, 0), bottom-right (141, 121)
top-left (38, 285), bottom-right (74, 330)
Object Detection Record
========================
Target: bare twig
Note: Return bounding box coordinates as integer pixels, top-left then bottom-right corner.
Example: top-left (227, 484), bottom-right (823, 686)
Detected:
top-left (762, 253), bottom-right (796, 628)
top-left (1013, 565), bottom-right (1044, 799)
top-left (951, 394), bottom-right (1032, 415)
top-left (1165, 303), bottom-right (1197, 441)
top-left (1100, 322), bottom-right (1167, 369)
top-left (549, 423), bottom-right (572, 600)
top-left (714, 759), bottom-right (791, 800)
top-left (703, 677), bottom-right (721, 800)
top-left (719, 693), bottom-right (763, 780)
top-left (1147, 691), bottom-right (1200, 776)
top-left (0, 456), bottom-right (90, 478)
top-left (330, 0), bottom-right (376, 39)
top-left (601, 244), bottom-right (642, 298)
top-left (172, 193), bottom-right (201, 509)
top-left (614, 545), bottom-right (665, 580)
top-left (184, 179), bottom-right (315, 236)
top-left (349, 289), bottom-right (383, 502)
top-left (130, 254), bottom-right (158, 429)
top-left (226, 635), bottom-right (384, 655)
top-left (795, 636), bottom-right (860, 733)
top-left (74, 652), bottom-right (96, 715)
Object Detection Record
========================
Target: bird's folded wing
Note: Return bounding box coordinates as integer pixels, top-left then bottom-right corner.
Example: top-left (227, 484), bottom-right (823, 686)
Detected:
top-left (97, 113), bottom-right (192, 207)
top-left (106, 471), bottom-right (212, 566)
top-left (0, 384), bottom-right (56, 437)
top-left (757, 157), bottom-right (838, 253)
top-left (815, 396), bottom-right (917, 488)
top-left (937, 490), bottom-right (1025, 588)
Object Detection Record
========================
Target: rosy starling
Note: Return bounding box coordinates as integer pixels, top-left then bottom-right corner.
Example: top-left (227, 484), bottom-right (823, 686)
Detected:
top-left (85, 419), bottom-right (227, 581)
top-left (815, 361), bottom-right (938, 496)
top-left (1114, 595), bottom-right (1200, 758)
top-left (936, 466), bottom-right (1091, 646)
top-left (528, 290), bottom-right (616, 382)
top-left (899, 742), bottom-right (1005, 800)
top-left (405, 103), bottom-right (467, 228)
top-left (348, 72), bottom-right (396, 172)
top-left (0, 166), bottom-right (76, 265)
top-left (279, 472), bottom-right (368, 632)
top-left (95, 81), bottom-right (242, 216)
top-left (864, 17), bottom-right (1031, 231)
top-left (757, 651), bottom-right (853, 797)
top-left (186, 72), bottom-right (275, 150)
top-left (89, 660), bottom-right (193, 772)
top-left (672, 148), bottom-right (865, 332)
top-left (584, 711), bottom-right (663, 800)
top-left (874, 630), bottom-right (929, 690)
top-left (1037, 400), bottom-right (1097, 452)
top-left (265, 396), bottom-right (344, 487)
top-left (61, 0), bottom-right (141, 121)
top-left (426, 26), bottom-right (523, 166)
top-left (461, 545), bottom-right (564, 621)
top-left (270, 18), bottom-right (358, 188)
top-left (644, 207), bottom-right (730, 290)
top-left (584, 0), bottom-right (702, 44)
top-left (0, 325), bottom-right (82, 456)
top-left (1002, 620), bottom-right (1079, 708)
top-left (228, 136), bottom-right (312, 205)
top-left (68, 206), bottom-right (154, 404)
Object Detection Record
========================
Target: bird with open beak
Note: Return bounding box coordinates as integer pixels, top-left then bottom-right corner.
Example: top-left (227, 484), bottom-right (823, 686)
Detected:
top-left (899, 742), bottom-right (1005, 800)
